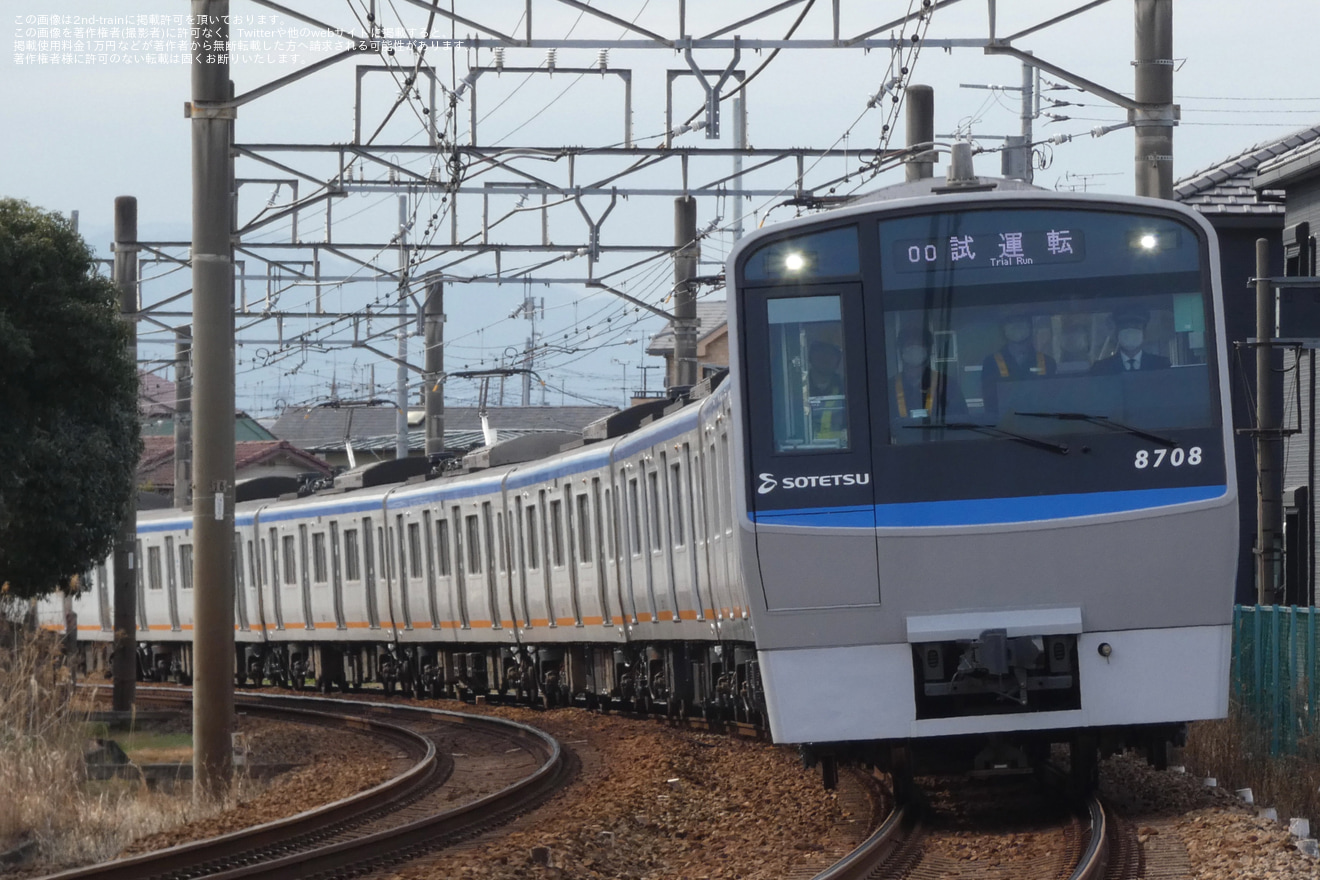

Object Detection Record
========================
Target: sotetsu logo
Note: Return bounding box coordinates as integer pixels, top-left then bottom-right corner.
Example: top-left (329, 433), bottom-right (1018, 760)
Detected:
top-left (757, 472), bottom-right (871, 495)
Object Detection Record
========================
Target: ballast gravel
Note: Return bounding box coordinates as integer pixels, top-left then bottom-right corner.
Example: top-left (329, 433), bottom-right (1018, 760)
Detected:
top-left (1100, 752), bottom-right (1320, 879)
top-left (30, 698), bottom-right (1320, 879)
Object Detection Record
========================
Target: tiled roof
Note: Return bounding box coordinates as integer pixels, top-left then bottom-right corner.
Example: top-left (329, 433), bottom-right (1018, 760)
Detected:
top-left (138, 370), bottom-right (176, 417)
top-left (1174, 124), bottom-right (1320, 216)
top-left (646, 299), bottom-right (729, 355)
top-left (141, 415), bottom-right (275, 441)
top-left (270, 404), bottom-right (617, 451)
top-left (137, 438), bottom-right (331, 491)
top-left (1254, 136), bottom-right (1320, 189)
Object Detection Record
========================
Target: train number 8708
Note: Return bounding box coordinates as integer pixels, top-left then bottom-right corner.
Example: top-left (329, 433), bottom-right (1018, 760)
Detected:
top-left (1134, 447), bottom-right (1202, 469)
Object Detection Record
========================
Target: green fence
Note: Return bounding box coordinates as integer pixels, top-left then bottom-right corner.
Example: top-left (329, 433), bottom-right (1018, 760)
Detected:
top-left (1233, 604), bottom-right (1320, 756)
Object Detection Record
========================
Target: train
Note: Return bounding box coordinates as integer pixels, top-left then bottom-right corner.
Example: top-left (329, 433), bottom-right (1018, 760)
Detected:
top-left (45, 161), bottom-right (1238, 788)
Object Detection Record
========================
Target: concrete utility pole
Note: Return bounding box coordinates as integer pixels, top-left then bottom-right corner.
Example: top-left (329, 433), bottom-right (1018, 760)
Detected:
top-left (396, 195), bottom-right (410, 460)
top-left (1256, 239), bottom-right (1283, 604)
top-left (905, 85), bottom-right (935, 182)
top-left (189, 0), bottom-right (236, 799)
top-left (672, 196), bottom-right (699, 390)
top-left (174, 326), bottom-right (192, 508)
top-left (423, 275), bottom-right (445, 457)
top-left (1133, 0), bottom-right (1174, 199)
top-left (111, 196), bottom-right (138, 713)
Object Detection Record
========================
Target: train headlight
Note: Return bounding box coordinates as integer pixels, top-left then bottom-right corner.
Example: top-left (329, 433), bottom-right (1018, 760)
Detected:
top-left (1129, 228), bottom-right (1178, 253)
top-left (784, 251), bottom-right (806, 272)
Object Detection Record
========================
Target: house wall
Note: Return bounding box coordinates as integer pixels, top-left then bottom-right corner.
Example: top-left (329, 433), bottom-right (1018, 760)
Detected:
top-left (1207, 219), bottom-right (1285, 603)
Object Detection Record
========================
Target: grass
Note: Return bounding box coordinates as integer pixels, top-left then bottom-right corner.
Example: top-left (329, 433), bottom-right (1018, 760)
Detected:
top-left (1183, 705), bottom-right (1320, 829)
top-left (0, 615), bottom-right (249, 869)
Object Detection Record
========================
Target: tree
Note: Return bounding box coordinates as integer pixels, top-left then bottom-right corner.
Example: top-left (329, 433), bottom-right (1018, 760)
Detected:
top-left (0, 199), bottom-right (140, 600)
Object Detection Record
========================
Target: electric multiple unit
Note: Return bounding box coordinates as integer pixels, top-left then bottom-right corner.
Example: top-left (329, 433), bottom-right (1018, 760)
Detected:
top-left (43, 181), bottom-right (1236, 783)
top-left (727, 185), bottom-right (1236, 776)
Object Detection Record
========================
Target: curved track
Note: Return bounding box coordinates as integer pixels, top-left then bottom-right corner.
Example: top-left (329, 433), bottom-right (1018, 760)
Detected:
top-left (813, 771), bottom-right (1113, 880)
top-left (43, 690), bottom-right (565, 880)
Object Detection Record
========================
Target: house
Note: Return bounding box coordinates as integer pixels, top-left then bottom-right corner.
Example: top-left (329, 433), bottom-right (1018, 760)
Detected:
top-left (1244, 127), bottom-right (1320, 604)
top-left (136, 438), bottom-right (333, 507)
top-left (135, 369), bottom-right (331, 507)
top-left (270, 402), bottom-right (618, 470)
top-left (645, 299), bottom-right (729, 394)
top-left (1174, 125), bottom-right (1320, 602)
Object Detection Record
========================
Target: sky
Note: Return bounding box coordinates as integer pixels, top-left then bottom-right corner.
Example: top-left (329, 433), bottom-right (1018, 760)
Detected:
top-left (5, 0), bottom-right (1320, 418)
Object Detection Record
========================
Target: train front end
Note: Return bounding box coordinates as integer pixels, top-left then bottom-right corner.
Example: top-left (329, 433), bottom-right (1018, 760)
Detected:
top-left (727, 189), bottom-right (1236, 773)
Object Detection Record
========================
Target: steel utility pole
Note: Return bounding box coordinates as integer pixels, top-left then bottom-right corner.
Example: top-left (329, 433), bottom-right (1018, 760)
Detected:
top-left (1133, 0), bottom-right (1173, 199)
top-left (189, 0), bottom-right (236, 799)
top-left (111, 195), bottom-right (138, 713)
top-left (1256, 239), bottom-right (1283, 604)
top-left (673, 196), bottom-right (699, 390)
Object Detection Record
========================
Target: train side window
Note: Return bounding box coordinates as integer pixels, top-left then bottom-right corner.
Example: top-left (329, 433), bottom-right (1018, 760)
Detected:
top-left (147, 545), bottom-right (162, 591)
top-left (312, 533), bottom-right (328, 584)
top-left (436, 519), bottom-right (452, 576)
top-left (282, 535), bottom-right (297, 585)
top-left (247, 540), bottom-right (257, 591)
top-left (524, 504), bottom-right (539, 570)
top-left (576, 492), bottom-right (592, 563)
top-left (179, 543), bottom-right (193, 590)
top-left (628, 478), bottom-right (642, 556)
top-left (496, 509), bottom-right (508, 573)
top-left (482, 502), bottom-right (498, 573)
top-left (465, 514), bottom-right (482, 574)
top-left (343, 528), bottom-right (361, 581)
top-left (407, 522), bottom-right (422, 578)
top-left (648, 470), bottom-right (663, 551)
top-left (766, 295), bottom-right (850, 451)
top-left (670, 461), bottom-right (685, 547)
top-left (550, 499), bottom-right (565, 567)
top-left (233, 539), bottom-right (244, 593)
top-left (604, 487), bottom-right (618, 561)
top-left (719, 434), bottom-right (733, 532)
top-left (268, 528), bottom-right (280, 588)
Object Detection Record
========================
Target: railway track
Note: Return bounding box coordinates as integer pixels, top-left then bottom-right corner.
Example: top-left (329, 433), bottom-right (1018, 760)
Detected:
top-left (44, 690), bottom-right (567, 880)
top-left (813, 771), bottom-right (1117, 880)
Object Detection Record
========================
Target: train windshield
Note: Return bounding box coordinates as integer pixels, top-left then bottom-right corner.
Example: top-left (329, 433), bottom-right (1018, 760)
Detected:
top-left (877, 208), bottom-right (1213, 445)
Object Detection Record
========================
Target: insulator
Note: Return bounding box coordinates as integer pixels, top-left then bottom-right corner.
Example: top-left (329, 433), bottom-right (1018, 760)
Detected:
top-left (546, 48), bottom-right (556, 70)
top-left (597, 49), bottom-right (608, 71)
top-left (493, 47), bottom-right (504, 71)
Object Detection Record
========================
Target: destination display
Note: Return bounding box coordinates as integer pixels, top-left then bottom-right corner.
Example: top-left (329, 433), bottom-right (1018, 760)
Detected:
top-left (893, 227), bottom-right (1087, 274)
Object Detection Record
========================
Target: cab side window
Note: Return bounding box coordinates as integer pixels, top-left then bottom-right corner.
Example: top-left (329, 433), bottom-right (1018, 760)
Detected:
top-left (766, 295), bottom-right (850, 452)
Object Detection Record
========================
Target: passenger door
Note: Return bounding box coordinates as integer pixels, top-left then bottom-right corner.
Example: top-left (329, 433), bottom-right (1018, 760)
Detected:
top-left (739, 285), bottom-right (880, 609)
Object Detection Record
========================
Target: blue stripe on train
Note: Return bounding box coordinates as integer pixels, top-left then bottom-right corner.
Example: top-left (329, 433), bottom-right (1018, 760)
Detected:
top-left (753, 485), bottom-right (1228, 528)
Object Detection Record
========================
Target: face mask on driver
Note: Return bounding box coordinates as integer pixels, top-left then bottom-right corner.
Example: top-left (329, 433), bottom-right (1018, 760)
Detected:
top-left (1117, 328), bottom-right (1144, 350)
top-left (901, 345), bottom-right (929, 367)
top-left (1003, 320), bottom-right (1032, 344)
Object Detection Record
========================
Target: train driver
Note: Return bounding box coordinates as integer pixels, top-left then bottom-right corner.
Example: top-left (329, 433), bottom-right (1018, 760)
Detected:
top-left (807, 340), bottom-right (848, 443)
top-left (1090, 307), bottom-right (1171, 373)
top-left (980, 311), bottom-right (1057, 418)
top-left (1056, 315), bottom-right (1095, 374)
top-left (893, 325), bottom-right (967, 422)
